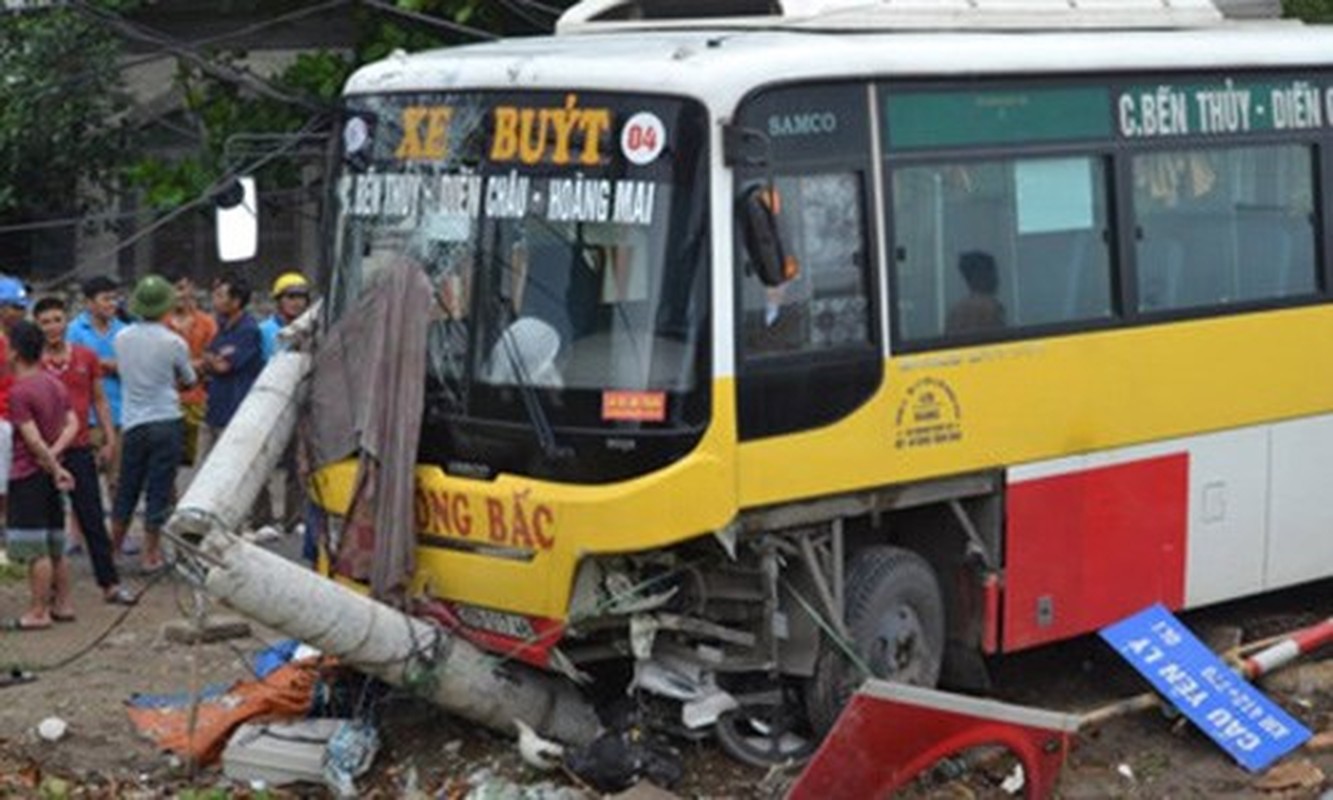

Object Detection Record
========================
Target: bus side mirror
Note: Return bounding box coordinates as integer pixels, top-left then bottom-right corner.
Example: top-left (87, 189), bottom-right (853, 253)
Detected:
top-left (739, 185), bottom-right (798, 287)
top-left (216, 176), bottom-right (258, 262)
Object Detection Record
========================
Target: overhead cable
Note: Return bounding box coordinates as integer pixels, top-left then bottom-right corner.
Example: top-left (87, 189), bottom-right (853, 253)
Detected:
top-left (70, 0), bottom-right (330, 113)
top-left (32, 113), bottom-right (333, 292)
top-left (358, 0), bottom-right (499, 41)
top-left (18, 0), bottom-right (352, 102)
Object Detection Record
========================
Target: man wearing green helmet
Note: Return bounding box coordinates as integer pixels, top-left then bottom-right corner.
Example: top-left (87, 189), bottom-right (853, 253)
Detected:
top-left (110, 275), bottom-right (197, 573)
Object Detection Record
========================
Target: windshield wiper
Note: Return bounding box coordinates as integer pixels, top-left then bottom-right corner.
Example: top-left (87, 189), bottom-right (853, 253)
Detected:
top-left (493, 296), bottom-right (572, 462)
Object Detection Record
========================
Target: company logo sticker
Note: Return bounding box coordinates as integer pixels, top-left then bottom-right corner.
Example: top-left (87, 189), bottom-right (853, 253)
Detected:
top-left (894, 377), bottom-right (963, 450)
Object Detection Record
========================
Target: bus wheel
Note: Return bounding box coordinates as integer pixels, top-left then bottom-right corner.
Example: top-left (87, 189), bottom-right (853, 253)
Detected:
top-left (805, 546), bottom-right (945, 735)
top-left (715, 679), bottom-right (818, 768)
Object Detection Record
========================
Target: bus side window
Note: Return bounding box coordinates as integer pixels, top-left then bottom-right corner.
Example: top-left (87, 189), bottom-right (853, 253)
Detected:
top-left (1131, 145), bottom-right (1317, 313)
top-left (740, 172), bottom-right (871, 356)
top-left (892, 155), bottom-right (1113, 343)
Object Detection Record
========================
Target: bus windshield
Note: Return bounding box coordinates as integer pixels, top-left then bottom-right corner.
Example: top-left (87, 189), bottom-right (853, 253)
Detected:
top-left (329, 91), bottom-right (711, 481)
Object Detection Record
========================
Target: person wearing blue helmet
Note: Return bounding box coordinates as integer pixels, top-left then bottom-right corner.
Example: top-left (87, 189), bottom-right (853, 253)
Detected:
top-left (0, 275), bottom-right (30, 329)
top-left (0, 274), bottom-right (30, 529)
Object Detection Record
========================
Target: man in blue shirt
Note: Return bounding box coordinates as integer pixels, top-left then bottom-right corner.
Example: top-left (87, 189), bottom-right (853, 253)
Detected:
top-left (259, 271), bottom-right (311, 359)
top-left (198, 272), bottom-right (264, 464)
top-left (67, 276), bottom-right (126, 429)
top-left (66, 275), bottom-right (126, 509)
top-left (256, 271), bottom-right (310, 536)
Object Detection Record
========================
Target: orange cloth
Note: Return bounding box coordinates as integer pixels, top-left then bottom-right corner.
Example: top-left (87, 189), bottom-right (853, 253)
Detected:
top-left (125, 659), bottom-right (326, 765)
top-left (166, 308), bottom-right (217, 405)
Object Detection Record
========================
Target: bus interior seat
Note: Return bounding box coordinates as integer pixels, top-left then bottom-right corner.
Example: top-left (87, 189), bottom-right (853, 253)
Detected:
top-left (1236, 214), bottom-right (1316, 299)
top-left (1137, 233), bottom-right (1185, 311)
top-left (1174, 217), bottom-right (1231, 307)
top-left (1236, 216), bottom-right (1293, 300)
top-left (1014, 229), bottom-right (1106, 324)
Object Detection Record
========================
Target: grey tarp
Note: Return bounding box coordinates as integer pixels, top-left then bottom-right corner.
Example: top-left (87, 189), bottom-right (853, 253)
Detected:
top-left (308, 261), bottom-right (434, 600)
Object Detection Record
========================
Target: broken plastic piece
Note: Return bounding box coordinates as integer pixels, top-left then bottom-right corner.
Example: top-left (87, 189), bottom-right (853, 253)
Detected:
top-left (790, 681), bottom-right (1078, 800)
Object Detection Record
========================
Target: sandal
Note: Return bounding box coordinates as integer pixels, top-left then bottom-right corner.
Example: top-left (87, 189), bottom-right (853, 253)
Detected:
top-left (104, 586), bottom-right (139, 606)
top-left (51, 611), bottom-right (76, 624)
top-left (1, 617), bottom-right (52, 632)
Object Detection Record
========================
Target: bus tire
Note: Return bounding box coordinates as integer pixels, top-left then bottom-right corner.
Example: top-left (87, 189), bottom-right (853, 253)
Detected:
top-left (805, 545), bottom-right (946, 735)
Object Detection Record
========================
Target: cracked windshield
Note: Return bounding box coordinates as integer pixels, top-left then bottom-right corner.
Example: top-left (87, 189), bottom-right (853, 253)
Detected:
top-left (330, 92), bottom-right (710, 430)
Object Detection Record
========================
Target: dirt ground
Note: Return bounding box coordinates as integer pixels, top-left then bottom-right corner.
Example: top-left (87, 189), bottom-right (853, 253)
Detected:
top-left (2, 536), bottom-right (1332, 798)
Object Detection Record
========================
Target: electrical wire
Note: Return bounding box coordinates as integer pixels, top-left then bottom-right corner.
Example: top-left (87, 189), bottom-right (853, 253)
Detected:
top-left (498, 0), bottom-right (552, 30)
top-left (5, 0), bottom-right (354, 104)
top-left (512, 0), bottom-right (565, 17)
top-left (70, 0), bottom-right (331, 113)
top-left (30, 112), bottom-right (333, 292)
top-left (4, 561), bottom-right (176, 675)
top-left (358, 0), bottom-right (499, 41)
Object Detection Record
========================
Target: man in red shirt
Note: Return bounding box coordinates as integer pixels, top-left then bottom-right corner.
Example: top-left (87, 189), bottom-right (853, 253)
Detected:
top-left (35, 296), bottom-right (135, 605)
top-left (3, 321), bottom-right (76, 630)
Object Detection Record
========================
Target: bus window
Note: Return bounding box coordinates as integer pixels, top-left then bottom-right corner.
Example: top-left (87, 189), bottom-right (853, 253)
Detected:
top-left (892, 155), bottom-right (1113, 342)
top-left (740, 172), bottom-right (871, 355)
top-left (1132, 144), bottom-right (1317, 312)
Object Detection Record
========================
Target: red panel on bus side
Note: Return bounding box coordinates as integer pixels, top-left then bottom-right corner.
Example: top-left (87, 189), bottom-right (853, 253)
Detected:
top-left (1002, 454), bottom-right (1188, 652)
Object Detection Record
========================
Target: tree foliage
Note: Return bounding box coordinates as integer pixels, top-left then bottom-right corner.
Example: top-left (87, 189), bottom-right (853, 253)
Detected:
top-left (1284, 0), bottom-right (1333, 22)
top-left (0, 3), bottom-right (134, 221)
top-left (127, 0), bottom-right (566, 212)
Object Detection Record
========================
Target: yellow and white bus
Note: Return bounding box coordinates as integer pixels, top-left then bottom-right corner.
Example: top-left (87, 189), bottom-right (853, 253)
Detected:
top-left (317, 0), bottom-right (1333, 763)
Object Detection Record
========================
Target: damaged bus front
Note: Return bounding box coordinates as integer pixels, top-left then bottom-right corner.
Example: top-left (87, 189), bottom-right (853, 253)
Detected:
top-left (316, 87), bottom-right (761, 741)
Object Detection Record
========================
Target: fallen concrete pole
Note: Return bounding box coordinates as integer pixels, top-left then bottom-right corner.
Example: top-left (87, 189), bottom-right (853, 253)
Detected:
top-left (170, 350), bottom-right (312, 541)
top-left (199, 531), bottom-right (601, 746)
top-left (166, 341), bottom-right (603, 747)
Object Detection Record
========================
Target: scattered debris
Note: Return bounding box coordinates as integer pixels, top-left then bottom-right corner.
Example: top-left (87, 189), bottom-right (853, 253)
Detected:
top-left (1261, 661), bottom-right (1333, 697)
top-left (126, 659), bottom-right (325, 764)
top-left (1306, 730), bottom-right (1333, 752)
top-left (458, 767), bottom-right (588, 800)
top-left (1116, 763), bottom-right (1135, 783)
top-left (789, 681), bottom-right (1077, 800)
top-left (999, 763), bottom-right (1026, 795)
top-left (161, 615), bottom-right (251, 645)
top-left (515, 719), bottom-right (564, 771)
top-left (36, 718), bottom-right (67, 743)
top-left (563, 728), bottom-right (683, 794)
top-left (323, 719), bottom-right (380, 797)
top-left (1198, 624), bottom-right (1245, 655)
top-left (1252, 758), bottom-right (1324, 793)
top-left (0, 668), bottom-right (35, 690)
top-left (1242, 618), bottom-right (1333, 680)
top-left (222, 718), bottom-right (343, 787)
top-left (607, 782), bottom-right (683, 799)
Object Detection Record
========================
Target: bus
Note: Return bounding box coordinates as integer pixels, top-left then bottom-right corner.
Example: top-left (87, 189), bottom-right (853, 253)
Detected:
top-left (314, 0), bottom-right (1333, 765)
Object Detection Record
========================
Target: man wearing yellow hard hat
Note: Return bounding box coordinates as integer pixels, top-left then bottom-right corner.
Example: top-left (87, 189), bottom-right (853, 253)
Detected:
top-left (253, 271), bottom-right (311, 541)
top-left (259, 271), bottom-right (310, 359)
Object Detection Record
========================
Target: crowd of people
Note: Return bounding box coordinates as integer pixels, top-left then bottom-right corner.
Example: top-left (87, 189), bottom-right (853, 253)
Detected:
top-left (1, 269), bottom-right (312, 631)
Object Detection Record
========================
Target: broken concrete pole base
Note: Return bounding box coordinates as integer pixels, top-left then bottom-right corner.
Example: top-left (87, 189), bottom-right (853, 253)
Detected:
top-left (201, 531), bottom-right (601, 747)
top-left (161, 615), bottom-right (252, 646)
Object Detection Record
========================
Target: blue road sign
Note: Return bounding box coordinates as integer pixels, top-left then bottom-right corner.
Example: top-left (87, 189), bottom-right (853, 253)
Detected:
top-left (1100, 604), bottom-right (1310, 772)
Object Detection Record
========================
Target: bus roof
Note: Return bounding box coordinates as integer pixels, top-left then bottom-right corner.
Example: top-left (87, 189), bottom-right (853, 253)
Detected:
top-left (555, 0), bottom-right (1231, 34)
top-left (344, 25), bottom-right (1333, 112)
